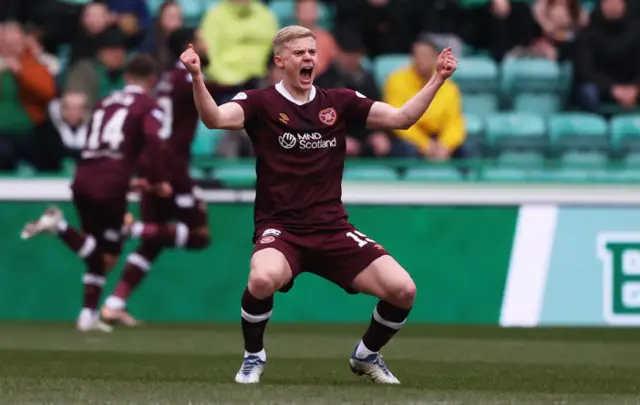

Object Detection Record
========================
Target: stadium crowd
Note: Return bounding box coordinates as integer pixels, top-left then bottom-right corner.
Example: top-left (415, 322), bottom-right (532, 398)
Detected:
top-left (0, 0), bottom-right (639, 173)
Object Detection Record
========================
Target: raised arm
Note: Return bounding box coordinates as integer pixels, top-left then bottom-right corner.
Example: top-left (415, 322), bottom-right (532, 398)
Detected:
top-left (366, 48), bottom-right (457, 131)
top-left (180, 44), bottom-right (245, 130)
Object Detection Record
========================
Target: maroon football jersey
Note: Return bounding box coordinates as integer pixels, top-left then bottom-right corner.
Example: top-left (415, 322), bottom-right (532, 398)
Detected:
top-left (72, 85), bottom-right (166, 199)
top-left (153, 63), bottom-right (198, 185)
top-left (231, 82), bottom-right (374, 230)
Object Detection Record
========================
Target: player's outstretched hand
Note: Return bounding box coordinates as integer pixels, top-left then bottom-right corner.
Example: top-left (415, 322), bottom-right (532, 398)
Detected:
top-left (180, 44), bottom-right (201, 77)
top-left (436, 48), bottom-right (457, 80)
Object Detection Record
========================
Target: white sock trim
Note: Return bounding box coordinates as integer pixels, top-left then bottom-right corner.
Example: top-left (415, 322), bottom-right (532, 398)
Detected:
top-left (77, 236), bottom-right (97, 259)
top-left (175, 222), bottom-right (189, 247)
top-left (105, 296), bottom-right (126, 310)
top-left (130, 222), bottom-right (144, 238)
top-left (82, 273), bottom-right (106, 287)
top-left (373, 306), bottom-right (406, 330)
top-left (127, 252), bottom-right (151, 272)
top-left (355, 340), bottom-right (377, 358)
top-left (56, 220), bottom-right (68, 233)
top-left (241, 308), bottom-right (272, 323)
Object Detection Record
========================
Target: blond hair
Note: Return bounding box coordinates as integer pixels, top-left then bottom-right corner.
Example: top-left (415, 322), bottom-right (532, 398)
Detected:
top-left (272, 25), bottom-right (316, 55)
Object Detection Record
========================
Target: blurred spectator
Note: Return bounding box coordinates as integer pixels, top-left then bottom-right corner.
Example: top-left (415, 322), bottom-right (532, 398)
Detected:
top-left (384, 36), bottom-right (467, 161)
top-left (574, 0), bottom-right (640, 113)
top-left (295, 0), bottom-right (337, 76)
top-left (200, 0), bottom-right (278, 101)
top-left (0, 21), bottom-right (56, 171)
top-left (316, 29), bottom-right (407, 157)
top-left (532, 0), bottom-right (588, 60)
top-left (139, 1), bottom-right (184, 71)
top-left (23, 25), bottom-right (61, 76)
top-left (68, 2), bottom-right (115, 67)
top-left (334, 0), bottom-right (425, 58)
top-left (104, 0), bottom-right (151, 48)
top-left (421, 0), bottom-right (465, 57)
top-left (65, 26), bottom-right (128, 109)
top-left (464, 0), bottom-right (539, 61)
top-left (38, 92), bottom-right (90, 171)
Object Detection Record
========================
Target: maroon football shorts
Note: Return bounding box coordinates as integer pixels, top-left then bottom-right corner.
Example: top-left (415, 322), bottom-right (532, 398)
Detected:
top-left (140, 185), bottom-right (208, 228)
top-left (72, 191), bottom-right (127, 255)
top-left (252, 221), bottom-right (389, 294)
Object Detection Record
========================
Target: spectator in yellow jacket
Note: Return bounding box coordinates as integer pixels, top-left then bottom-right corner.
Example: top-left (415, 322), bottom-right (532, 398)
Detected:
top-left (200, 0), bottom-right (278, 102)
top-left (384, 35), bottom-right (468, 160)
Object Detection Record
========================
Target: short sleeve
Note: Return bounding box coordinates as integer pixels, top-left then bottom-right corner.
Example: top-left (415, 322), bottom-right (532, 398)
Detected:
top-left (333, 89), bottom-right (375, 128)
top-left (230, 90), bottom-right (261, 126)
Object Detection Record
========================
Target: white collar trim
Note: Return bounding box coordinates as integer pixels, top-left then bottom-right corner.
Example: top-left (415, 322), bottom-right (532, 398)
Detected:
top-left (275, 80), bottom-right (316, 105)
top-left (124, 84), bottom-right (145, 94)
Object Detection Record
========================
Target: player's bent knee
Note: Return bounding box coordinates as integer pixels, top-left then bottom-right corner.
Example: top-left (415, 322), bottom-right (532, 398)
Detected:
top-left (247, 270), bottom-right (280, 299)
top-left (249, 248), bottom-right (291, 299)
top-left (186, 230), bottom-right (210, 250)
top-left (388, 279), bottom-right (416, 309)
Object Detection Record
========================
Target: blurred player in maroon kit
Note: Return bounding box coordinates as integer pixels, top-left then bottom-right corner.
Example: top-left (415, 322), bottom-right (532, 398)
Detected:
top-left (100, 28), bottom-right (219, 326)
top-left (182, 25), bottom-right (457, 384)
top-left (20, 54), bottom-right (172, 332)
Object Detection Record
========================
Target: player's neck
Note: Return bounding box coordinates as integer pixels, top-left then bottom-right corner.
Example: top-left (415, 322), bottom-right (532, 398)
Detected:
top-left (281, 80), bottom-right (312, 104)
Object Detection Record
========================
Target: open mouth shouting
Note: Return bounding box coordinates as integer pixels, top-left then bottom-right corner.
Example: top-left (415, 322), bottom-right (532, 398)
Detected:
top-left (299, 66), bottom-right (314, 87)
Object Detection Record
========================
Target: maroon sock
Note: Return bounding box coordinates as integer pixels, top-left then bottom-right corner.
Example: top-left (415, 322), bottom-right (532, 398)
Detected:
top-left (82, 265), bottom-right (107, 310)
top-left (240, 288), bottom-right (274, 353)
top-left (361, 301), bottom-right (411, 352)
top-left (57, 224), bottom-right (91, 254)
top-left (112, 241), bottom-right (163, 301)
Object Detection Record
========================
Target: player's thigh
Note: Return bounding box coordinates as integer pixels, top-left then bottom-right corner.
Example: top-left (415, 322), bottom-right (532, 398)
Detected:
top-left (75, 193), bottom-right (127, 257)
top-left (352, 255), bottom-right (416, 309)
top-left (140, 191), bottom-right (170, 223)
top-left (249, 230), bottom-right (301, 298)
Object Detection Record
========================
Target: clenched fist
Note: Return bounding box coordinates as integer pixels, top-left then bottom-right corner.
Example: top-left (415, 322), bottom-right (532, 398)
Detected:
top-left (180, 44), bottom-right (201, 77)
top-left (436, 48), bottom-right (457, 80)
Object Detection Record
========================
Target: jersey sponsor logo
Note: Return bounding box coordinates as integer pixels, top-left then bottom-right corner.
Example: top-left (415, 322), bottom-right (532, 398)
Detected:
top-left (232, 92), bottom-right (248, 101)
top-left (355, 91), bottom-right (367, 99)
top-left (318, 107), bottom-right (337, 126)
top-left (262, 228), bottom-right (281, 237)
top-left (260, 236), bottom-right (275, 244)
top-left (279, 113), bottom-right (290, 124)
top-left (278, 132), bottom-right (337, 150)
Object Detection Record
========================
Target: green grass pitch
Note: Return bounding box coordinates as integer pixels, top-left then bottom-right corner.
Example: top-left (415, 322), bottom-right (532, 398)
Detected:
top-left (0, 323), bottom-right (638, 404)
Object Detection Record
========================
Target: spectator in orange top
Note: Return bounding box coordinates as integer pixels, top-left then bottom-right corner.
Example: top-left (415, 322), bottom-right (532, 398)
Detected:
top-left (295, 0), bottom-right (337, 76)
top-left (0, 21), bottom-right (56, 171)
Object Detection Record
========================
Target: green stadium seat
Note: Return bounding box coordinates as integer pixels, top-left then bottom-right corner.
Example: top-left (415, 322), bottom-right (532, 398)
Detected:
top-left (189, 167), bottom-right (207, 180)
top-left (464, 113), bottom-right (484, 153)
top-left (463, 93), bottom-right (499, 115)
top-left (529, 168), bottom-right (590, 182)
top-left (147, 0), bottom-right (164, 15)
top-left (560, 151), bottom-right (608, 167)
top-left (404, 166), bottom-right (463, 181)
top-left (482, 167), bottom-right (528, 181)
top-left (624, 153), bottom-right (640, 165)
top-left (16, 163), bottom-right (36, 178)
top-left (214, 164), bottom-right (256, 187)
top-left (610, 115), bottom-right (640, 154)
top-left (501, 58), bottom-right (561, 95)
top-left (548, 113), bottom-right (609, 152)
top-left (373, 54), bottom-right (411, 89)
top-left (513, 93), bottom-right (560, 117)
top-left (269, 0), bottom-right (332, 29)
top-left (496, 151), bottom-right (545, 166)
top-left (452, 56), bottom-right (499, 93)
top-left (485, 112), bottom-right (546, 153)
top-left (597, 168), bottom-right (640, 182)
top-left (62, 158), bottom-right (76, 177)
top-left (180, 0), bottom-right (207, 21)
top-left (343, 166), bottom-right (399, 181)
top-left (192, 124), bottom-right (224, 156)
top-left (559, 61), bottom-right (572, 97)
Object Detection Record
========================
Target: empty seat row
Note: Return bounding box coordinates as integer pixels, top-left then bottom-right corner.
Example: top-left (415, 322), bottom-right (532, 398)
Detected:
top-left (374, 55), bottom-right (571, 95)
top-left (465, 113), bottom-right (640, 155)
top-left (193, 163), bottom-right (640, 185)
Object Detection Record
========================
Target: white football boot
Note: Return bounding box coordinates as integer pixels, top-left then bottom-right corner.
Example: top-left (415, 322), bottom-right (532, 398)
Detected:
top-left (77, 309), bottom-right (113, 333)
top-left (349, 346), bottom-right (400, 384)
top-left (234, 355), bottom-right (266, 384)
top-left (21, 206), bottom-right (63, 240)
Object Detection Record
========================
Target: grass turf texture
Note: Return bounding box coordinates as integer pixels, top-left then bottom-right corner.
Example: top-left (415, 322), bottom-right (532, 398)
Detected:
top-left (0, 324), bottom-right (638, 405)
